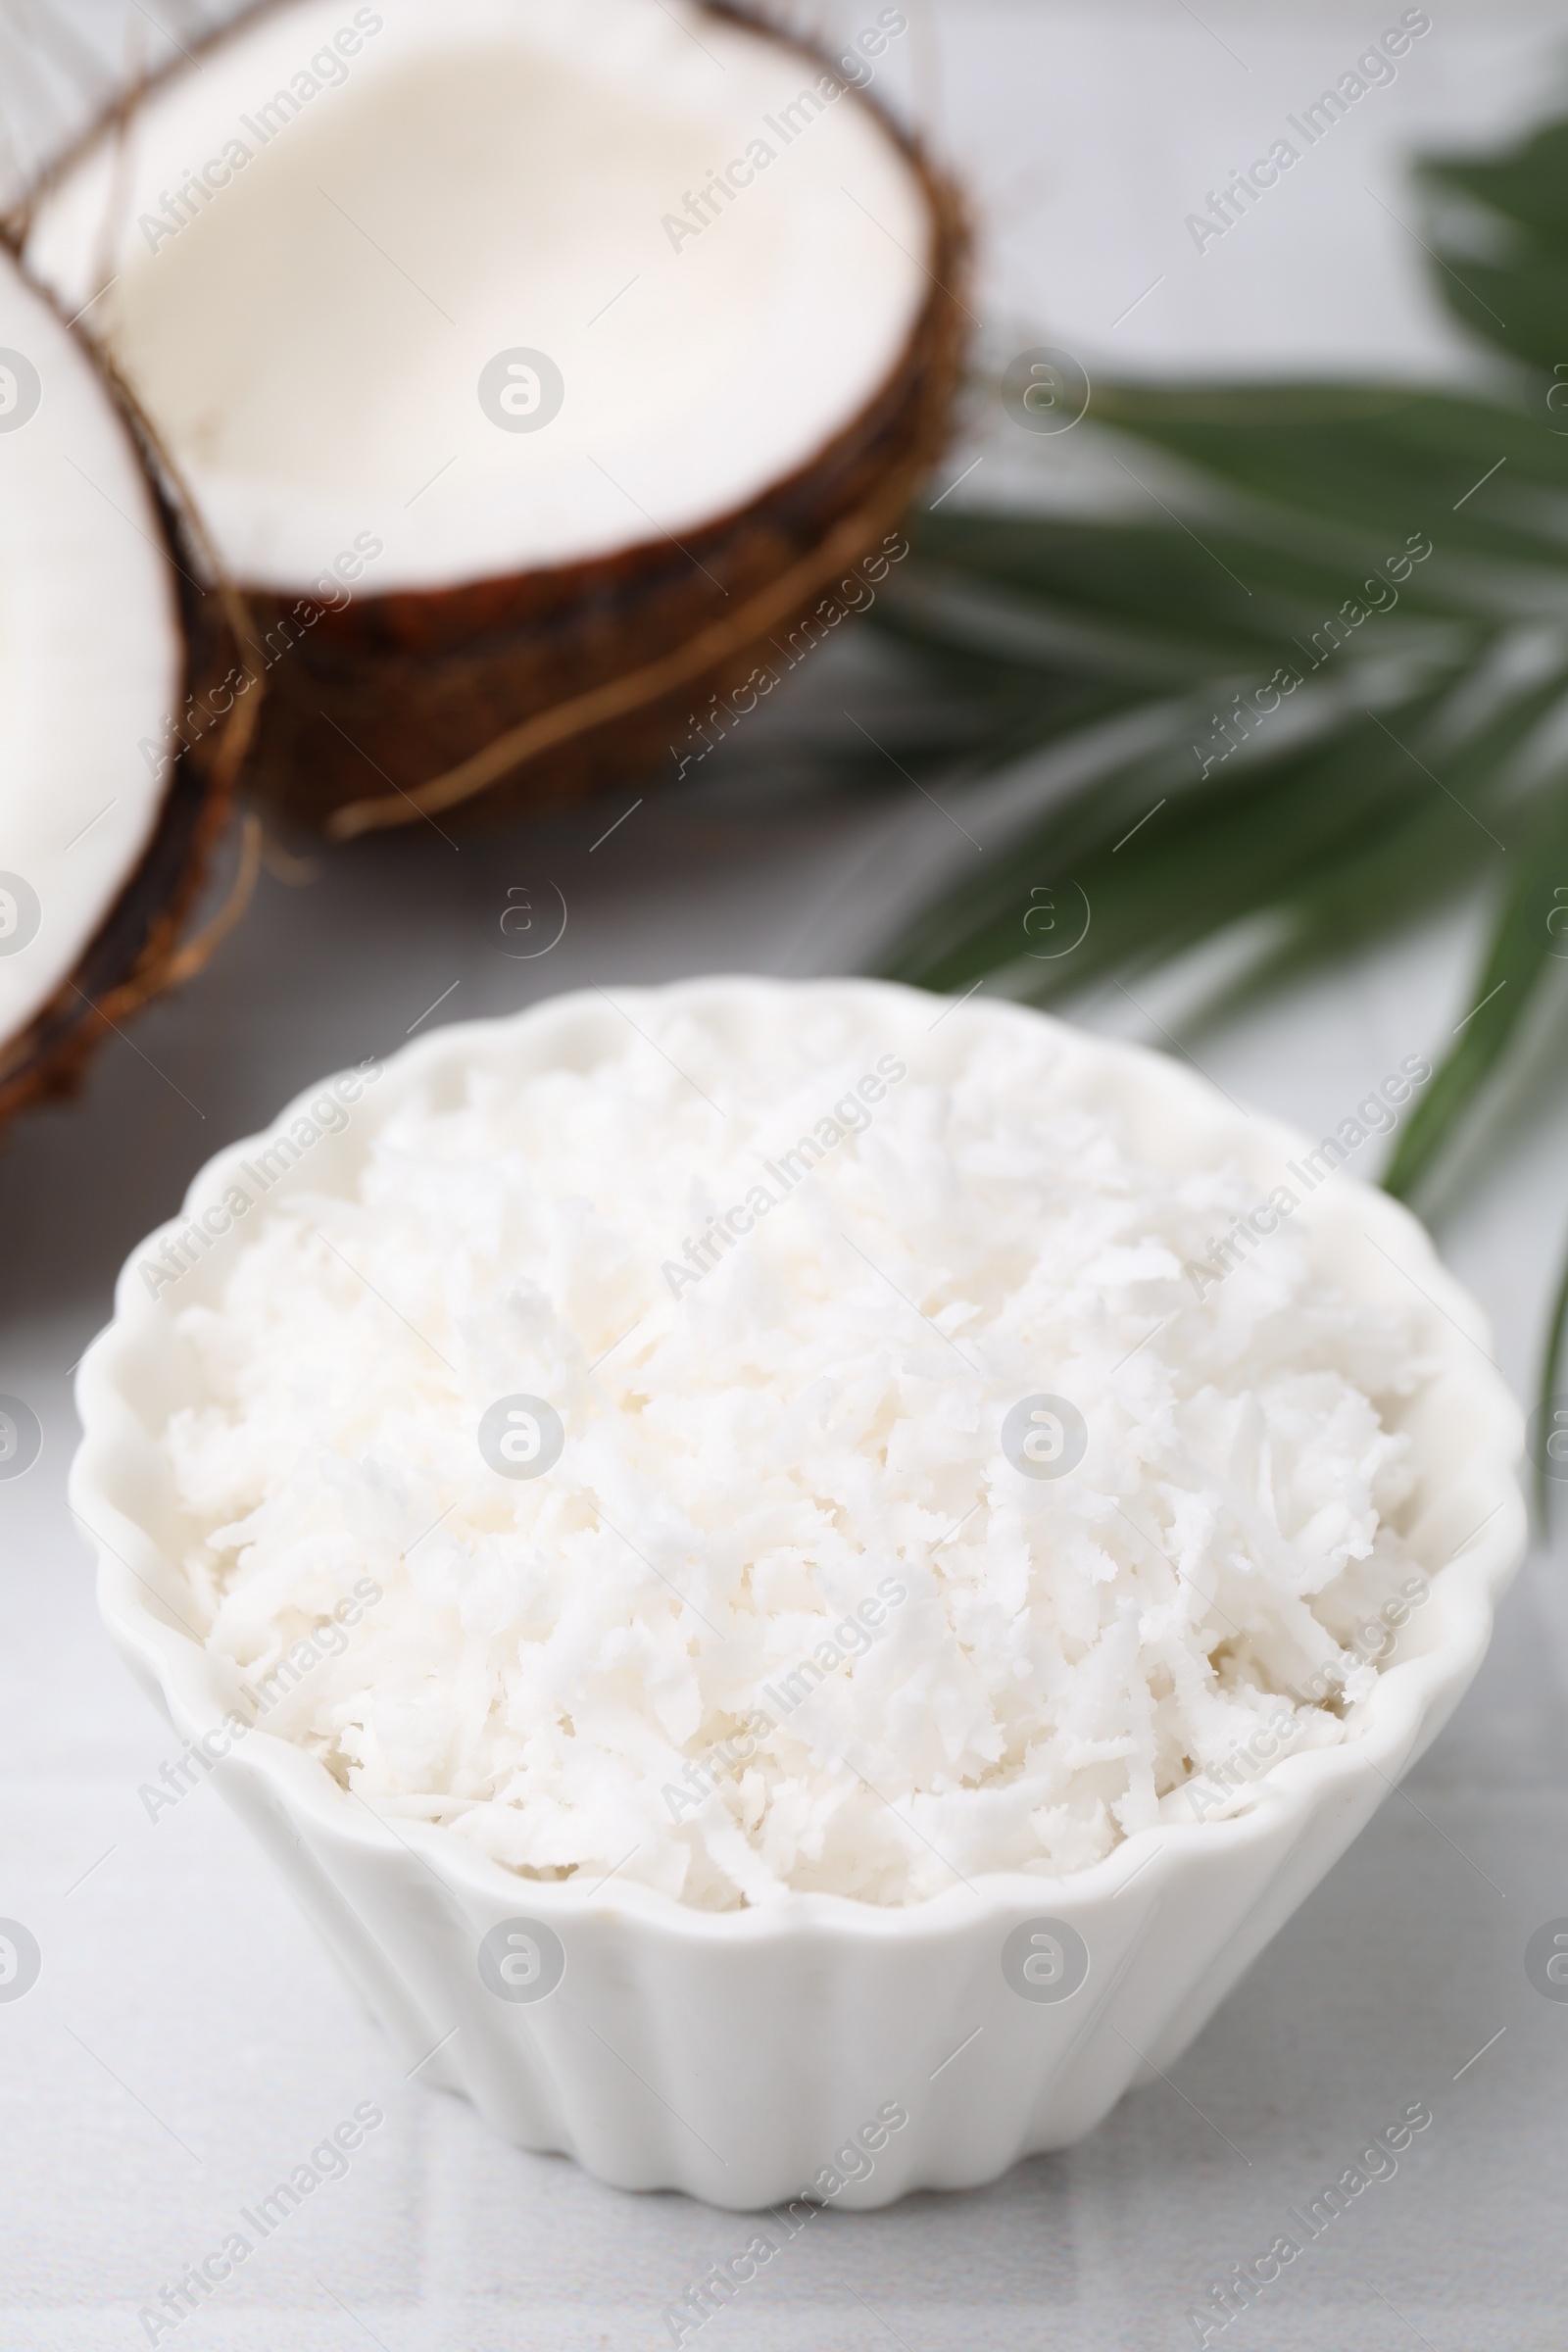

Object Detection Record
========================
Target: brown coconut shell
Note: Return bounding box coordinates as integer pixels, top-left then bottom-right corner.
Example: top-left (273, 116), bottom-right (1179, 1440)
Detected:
top-left (14, 3), bottom-right (969, 841)
top-left (270, 149), bottom-right (966, 839)
top-left (0, 326), bottom-right (258, 1132)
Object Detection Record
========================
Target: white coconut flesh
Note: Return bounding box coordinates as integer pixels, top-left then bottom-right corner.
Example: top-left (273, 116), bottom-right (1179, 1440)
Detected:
top-left (24, 0), bottom-right (931, 599)
top-left (0, 250), bottom-right (180, 1053)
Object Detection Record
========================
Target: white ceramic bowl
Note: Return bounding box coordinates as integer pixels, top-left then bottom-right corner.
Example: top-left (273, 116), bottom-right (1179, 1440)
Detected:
top-left (72, 978), bottom-right (1525, 2212)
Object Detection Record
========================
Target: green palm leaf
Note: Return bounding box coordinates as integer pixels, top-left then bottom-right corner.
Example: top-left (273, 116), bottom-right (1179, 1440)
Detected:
top-left (847, 97), bottom-right (1568, 1492)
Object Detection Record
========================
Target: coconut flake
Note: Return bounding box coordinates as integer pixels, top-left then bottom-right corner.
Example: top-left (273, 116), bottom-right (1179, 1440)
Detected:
top-left (164, 1001), bottom-right (1436, 1907)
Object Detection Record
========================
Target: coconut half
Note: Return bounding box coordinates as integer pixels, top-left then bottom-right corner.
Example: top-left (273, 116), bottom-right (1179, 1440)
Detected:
top-left (0, 245), bottom-right (247, 1129)
top-left (19, 0), bottom-right (966, 833)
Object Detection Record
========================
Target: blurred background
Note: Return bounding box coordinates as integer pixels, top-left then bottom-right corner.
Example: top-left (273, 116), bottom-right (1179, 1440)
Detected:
top-left (4, 3), bottom-right (1568, 2347)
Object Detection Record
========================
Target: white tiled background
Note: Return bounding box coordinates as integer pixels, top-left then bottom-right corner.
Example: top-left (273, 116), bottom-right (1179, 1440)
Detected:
top-left (4, 4), bottom-right (1568, 2345)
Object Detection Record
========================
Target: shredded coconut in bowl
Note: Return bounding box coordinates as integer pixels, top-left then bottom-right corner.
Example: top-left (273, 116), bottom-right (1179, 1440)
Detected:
top-left (163, 986), bottom-right (1437, 1909)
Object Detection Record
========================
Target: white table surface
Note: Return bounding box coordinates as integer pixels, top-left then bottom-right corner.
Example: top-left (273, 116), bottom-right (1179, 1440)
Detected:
top-left (5, 5), bottom-right (1568, 2346)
